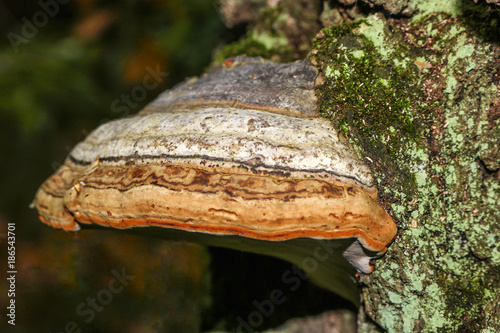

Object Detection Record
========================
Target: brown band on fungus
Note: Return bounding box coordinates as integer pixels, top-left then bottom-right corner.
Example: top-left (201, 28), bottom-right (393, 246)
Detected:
top-left (57, 162), bottom-right (395, 253)
top-left (141, 101), bottom-right (321, 119)
top-left (65, 153), bottom-right (378, 196)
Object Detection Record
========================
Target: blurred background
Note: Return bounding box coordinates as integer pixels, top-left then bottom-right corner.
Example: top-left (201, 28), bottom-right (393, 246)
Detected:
top-left (0, 0), bottom-right (354, 331)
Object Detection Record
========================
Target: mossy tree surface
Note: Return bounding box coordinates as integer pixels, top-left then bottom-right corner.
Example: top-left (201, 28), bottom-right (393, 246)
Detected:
top-left (215, 0), bottom-right (321, 63)
top-left (312, 5), bottom-right (500, 333)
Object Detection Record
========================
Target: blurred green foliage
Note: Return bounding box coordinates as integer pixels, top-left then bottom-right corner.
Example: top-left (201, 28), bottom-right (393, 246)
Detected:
top-left (0, 0), bottom-right (231, 137)
top-left (0, 0), bottom-right (236, 226)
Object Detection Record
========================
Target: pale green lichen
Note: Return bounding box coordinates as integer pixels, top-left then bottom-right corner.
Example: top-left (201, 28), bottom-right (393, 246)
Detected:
top-left (410, 0), bottom-right (465, 21)
top-left (444, 75), bottom-right (458, 95)
top-left (358, 16), bottom-right (392, 59)
top-left (313, 5), bottom-right (500, 332)
top-left (351, 50), bottom-right (365, 59)
top-left (249, 30), bottom-right (288, 51)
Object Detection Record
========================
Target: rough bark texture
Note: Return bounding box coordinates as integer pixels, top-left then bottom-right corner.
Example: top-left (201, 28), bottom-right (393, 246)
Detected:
top-left (313, 4), bottom-right (500, 333)
top-left (220, 0), bottom-right (500, 332)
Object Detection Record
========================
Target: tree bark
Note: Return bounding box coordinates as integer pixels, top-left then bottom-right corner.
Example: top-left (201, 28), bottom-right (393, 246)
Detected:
top-left (220, 0), bottom-right (500, 331)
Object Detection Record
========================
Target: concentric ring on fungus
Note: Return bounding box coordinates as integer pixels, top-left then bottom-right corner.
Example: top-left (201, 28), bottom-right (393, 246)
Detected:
top-left (32, 56), bottom-right (397, 305)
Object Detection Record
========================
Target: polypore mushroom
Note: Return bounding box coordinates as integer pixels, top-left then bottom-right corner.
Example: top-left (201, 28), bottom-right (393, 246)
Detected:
top-left (32, 57), bottom-right (396, 305)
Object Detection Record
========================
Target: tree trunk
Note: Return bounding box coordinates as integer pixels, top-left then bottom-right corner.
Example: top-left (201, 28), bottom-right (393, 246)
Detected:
top-left (220, 0), bottom-right (500, 331)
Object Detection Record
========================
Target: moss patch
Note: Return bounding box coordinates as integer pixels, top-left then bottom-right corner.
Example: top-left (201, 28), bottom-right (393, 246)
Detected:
top-left (313, 15), bottom-right (426, 204)
top-left (313, 9), bottom-right (500, 333)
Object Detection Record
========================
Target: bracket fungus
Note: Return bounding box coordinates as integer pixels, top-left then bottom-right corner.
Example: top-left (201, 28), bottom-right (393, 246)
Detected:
top-left (32, 57), bottom-right (397, 305)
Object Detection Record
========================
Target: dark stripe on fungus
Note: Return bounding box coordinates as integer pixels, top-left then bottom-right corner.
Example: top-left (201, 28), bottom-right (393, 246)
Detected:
top-left (67, 154), bottom-right (375, 189)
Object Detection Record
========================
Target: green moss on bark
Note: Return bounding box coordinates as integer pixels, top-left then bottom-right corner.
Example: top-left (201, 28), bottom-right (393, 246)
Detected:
top-left (215, 0), bottom-right (320, 63)
top-left (313, 18), bottom-right (425, 200)
top-left (312, 6), bottom-right (500, 333)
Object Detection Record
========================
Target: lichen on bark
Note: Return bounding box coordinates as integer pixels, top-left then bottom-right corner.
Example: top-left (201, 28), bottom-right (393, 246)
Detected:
top-left (312, 3), bottom-right (500, 332)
